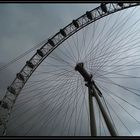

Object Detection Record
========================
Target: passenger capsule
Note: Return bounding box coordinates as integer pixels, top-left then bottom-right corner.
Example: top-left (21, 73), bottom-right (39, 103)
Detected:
top-left (0, 101), bottom-right (9, 109)
top-left (86, 11), bottom-right (93, 20)
top-left (48, 39), bottom-right (55, 47)
top-left (26, 61), bottom-right (34, 69)
top-left (72, 20), bottom-right (79, 28)
top-left (118, 3), bottom-right (123, 7)
top-left (60, 29), bottom-right (67, 37)
top-left (17, 73), bottom-right (25, 81)
top-left (100, 3), bottom-right (107, 13)
top-left (37, 49), bottom-right (44, 57)
top-left (7, 86), bottom-right (16, 95)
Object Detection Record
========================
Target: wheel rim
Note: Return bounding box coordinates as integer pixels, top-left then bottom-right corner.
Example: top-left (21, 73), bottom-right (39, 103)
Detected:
top-left (1, 3), bottom-right (140, 136)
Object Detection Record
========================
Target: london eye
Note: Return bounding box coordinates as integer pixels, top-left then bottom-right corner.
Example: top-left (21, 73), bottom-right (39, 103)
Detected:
top-left (0, 3), bottom-right (140, 136)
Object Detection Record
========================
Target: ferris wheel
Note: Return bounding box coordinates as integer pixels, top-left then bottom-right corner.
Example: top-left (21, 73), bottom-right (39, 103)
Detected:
top-left (0, 3), bottom-right (140, 136)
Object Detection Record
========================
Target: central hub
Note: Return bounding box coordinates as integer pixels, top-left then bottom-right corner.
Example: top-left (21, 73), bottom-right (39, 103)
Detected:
top-left (75, 62), bottom-right (92, 82)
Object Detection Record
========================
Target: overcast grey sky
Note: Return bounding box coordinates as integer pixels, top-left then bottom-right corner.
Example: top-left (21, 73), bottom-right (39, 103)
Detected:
top-left (1, 3), bottom-right (140, 136)
top-left (0, 3), bottom-right (99, 97)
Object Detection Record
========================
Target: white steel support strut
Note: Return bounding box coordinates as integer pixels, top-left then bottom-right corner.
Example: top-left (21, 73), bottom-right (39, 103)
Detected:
top-left (75, 62), bottom-right (118, 136)
top-left (88, 87), bottom-right (97, 136)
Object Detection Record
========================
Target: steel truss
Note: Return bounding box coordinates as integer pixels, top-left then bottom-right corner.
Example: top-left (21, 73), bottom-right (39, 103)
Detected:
top-left (0, 3), bottom-right (140, 136)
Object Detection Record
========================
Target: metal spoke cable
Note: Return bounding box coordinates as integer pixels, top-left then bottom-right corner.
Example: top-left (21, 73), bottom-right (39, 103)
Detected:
top-left (0, 38), bottom-right (49, 72)
top-left (95, 81), bottom-right (140, 111)
top-left (102, 95), bottom-right (119, 135)
top-left (105, 99), bottom-right (134, 136)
